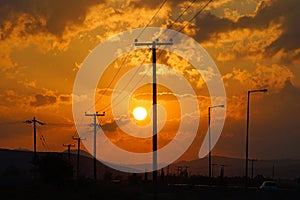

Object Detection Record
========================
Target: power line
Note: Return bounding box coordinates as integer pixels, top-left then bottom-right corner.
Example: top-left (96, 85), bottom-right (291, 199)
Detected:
top-left (177, 0), bottom-right (213, 33)
top-left (36, 126), bottom-right (50, 152)
top-left (136, 0), bottom-right (169, 39)
top-left (98, 49), bottom-right (152, 112)
top-left (91, 1), bottom-right (168, 113)
top-left (103, 0), bottom-right (213, 110)
top-left (167, 0), bottom-right (198, 29)
top-left (75, 0), bottom-right (214, 151)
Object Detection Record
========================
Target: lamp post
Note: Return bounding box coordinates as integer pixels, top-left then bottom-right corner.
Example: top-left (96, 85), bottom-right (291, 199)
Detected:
top-left (208, 104), bottom-right (224, 178)
top-left (245, 89), bottom-right (267, 181)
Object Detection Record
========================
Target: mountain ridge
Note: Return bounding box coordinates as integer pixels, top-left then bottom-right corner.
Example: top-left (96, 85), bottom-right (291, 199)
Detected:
top-left (1, 148), bottom-right (299, 180)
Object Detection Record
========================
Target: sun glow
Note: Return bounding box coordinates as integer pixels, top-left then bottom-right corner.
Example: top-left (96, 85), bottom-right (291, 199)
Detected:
top-left (133, 107), bottom-right (147, 121)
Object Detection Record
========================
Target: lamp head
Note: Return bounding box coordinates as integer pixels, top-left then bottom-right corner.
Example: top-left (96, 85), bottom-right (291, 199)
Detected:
top-left (261, 89), bottom-right (268, 92)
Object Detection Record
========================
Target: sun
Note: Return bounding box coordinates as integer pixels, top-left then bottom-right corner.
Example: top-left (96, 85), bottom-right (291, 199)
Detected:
top-left (132, 107), bottom-right (147, 121)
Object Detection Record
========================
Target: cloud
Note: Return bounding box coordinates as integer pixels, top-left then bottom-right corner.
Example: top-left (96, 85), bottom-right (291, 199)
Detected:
top-left (101, 120), bottom-right (118, 132)
top-left (223, 63), bottom-right (294, 94)
top-left (59, 94), bottom-right (71, 103)
top-left (30, 94), bottom-right (57, 107)
top-left (193, 0), bottom-right (299, 61)
top-left (0, 0), bottom-right (103, 38)
top-left (216, 80), bottom-right (300, 159)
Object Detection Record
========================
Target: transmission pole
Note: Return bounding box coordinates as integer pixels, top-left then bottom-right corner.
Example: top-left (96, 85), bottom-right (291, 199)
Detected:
top-left (25, 116), bottom-right (45, 163)
top-left (85, 111), bottom-right (105, 182)
top-left (73, 136), bottom-right (85, 179)
top-left (220, 164), bottom-right (226, 178)
top-left (63, 144), bottom-right (75, 161)
top-left (249, 159), bottom-right (258, 179)
top-left (272, 164), bottom-right (275, 180)
top-left (135, 39), bottom-right (173, 198)
top-left (212, 163), bottom-right (217, 178)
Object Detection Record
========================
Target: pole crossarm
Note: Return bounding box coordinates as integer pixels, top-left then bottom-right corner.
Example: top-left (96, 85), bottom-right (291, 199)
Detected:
top-left (134, 39), bottom-right (173, 47)
top-left (84, 112), bottom-right (105, 117)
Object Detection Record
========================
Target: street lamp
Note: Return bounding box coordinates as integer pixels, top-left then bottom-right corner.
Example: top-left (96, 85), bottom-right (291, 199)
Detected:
top-left (245, 89), bottom-right (267, 181)
top-left (208, 104), bottom-right (224, 178)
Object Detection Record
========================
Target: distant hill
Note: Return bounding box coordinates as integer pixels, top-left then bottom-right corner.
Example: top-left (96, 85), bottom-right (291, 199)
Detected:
top-left (1, 148), bottom-right (299, 182)
top-left (171, 156), bottom-right (300, 179)
top-left (62, 149), bottom-right (94, 158)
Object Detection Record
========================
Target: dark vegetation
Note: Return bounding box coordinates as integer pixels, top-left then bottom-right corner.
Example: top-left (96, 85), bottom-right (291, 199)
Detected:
top-left (0, 150), bottom-right (299, 199)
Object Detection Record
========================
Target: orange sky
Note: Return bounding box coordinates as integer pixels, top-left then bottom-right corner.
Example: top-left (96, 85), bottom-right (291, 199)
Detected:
top-left (0, 0), bottom-right (300, 162)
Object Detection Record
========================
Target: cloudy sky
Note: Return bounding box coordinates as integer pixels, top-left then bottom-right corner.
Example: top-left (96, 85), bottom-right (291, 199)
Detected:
top-left (0, 0), bottom-right (299, 163)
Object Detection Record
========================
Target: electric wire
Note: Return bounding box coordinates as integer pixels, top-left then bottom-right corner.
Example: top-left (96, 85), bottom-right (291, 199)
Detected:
top-left (91, 0), bottom-right (169, 113)
top-left (102, 0), bottom-right (213, 112)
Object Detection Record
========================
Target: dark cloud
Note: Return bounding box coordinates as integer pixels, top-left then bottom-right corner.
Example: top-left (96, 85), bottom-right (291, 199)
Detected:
top-left (101, 120), bottom-right (117, 132)
top-left (263, 0), bottom-right (300, 56)
top-left (194, 0), bottom-right (300, 59)
top-left (216, 80), bottom-right (300, 159)
top-left (59, 95), bottom-right (71, 102)
top-left (249, 80), bottom-right (300, 159)
top-left (129, 0), bottom-right (175, 9)
top-left (195, 11), bottom-right (234, 42)
top-left (30, 94), bottom-right (57, 107)
top-left (0, 0), bottom-right (103, 39)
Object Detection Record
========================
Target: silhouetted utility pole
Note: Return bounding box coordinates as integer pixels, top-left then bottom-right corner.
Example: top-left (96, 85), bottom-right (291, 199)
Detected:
top-left (212, 164), bottom-right (217, 178)
top-left (85, 111), bottom-right (105, 182)
top-left (249, 159), bottom-right (258, 179)
top-left (175, 166), bottom-right (182, 176)
top-left (144, 171), bottom-right (148, 182)
top-left (73, 136), bottom-right (85, 179)
top-left (161, 168), bottom-right (165, 182)
top-left (63, 144), bottom-right (75, 161)
top-left (183, 166), bottom-right (189, 177)
top-left (272, 164), bottom-right (275, 180)
top-left (25, 116), bottom-right (45, 163)
top-left (220, 164), bottom-right (226, 178)
top-left (135, 39), bottom-right (173, 199)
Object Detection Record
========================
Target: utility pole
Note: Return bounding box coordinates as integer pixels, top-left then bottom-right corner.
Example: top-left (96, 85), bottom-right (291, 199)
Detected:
top-left (25, 116), bottom-right (45, 163)
top-left (24, 116), bottom-right (45, 181)
top-left (220, 164), bottom-right (226, 178)
top-left (272, 164), bottom-right (275, 180)
top-left (249, 159), bottom-right (258, 179)
top-left (85, 111), bottom-right (105, 182)
top-left (212, 164), bottom-right (217, 178)
top-left (184, 166), bottom-right (189, 177)
top-left (73, 136), bottom-right (85, 179)
top-left (135, 38), bottom-right (173, 198)
top-left (175, 166), bottom-right (182, 176)
top-left (63, 144), bottom-right (75, 161)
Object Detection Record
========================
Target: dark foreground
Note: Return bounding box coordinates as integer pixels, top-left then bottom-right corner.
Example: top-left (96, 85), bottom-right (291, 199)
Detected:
top-left (0, 182), bottom-right (299, 200)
